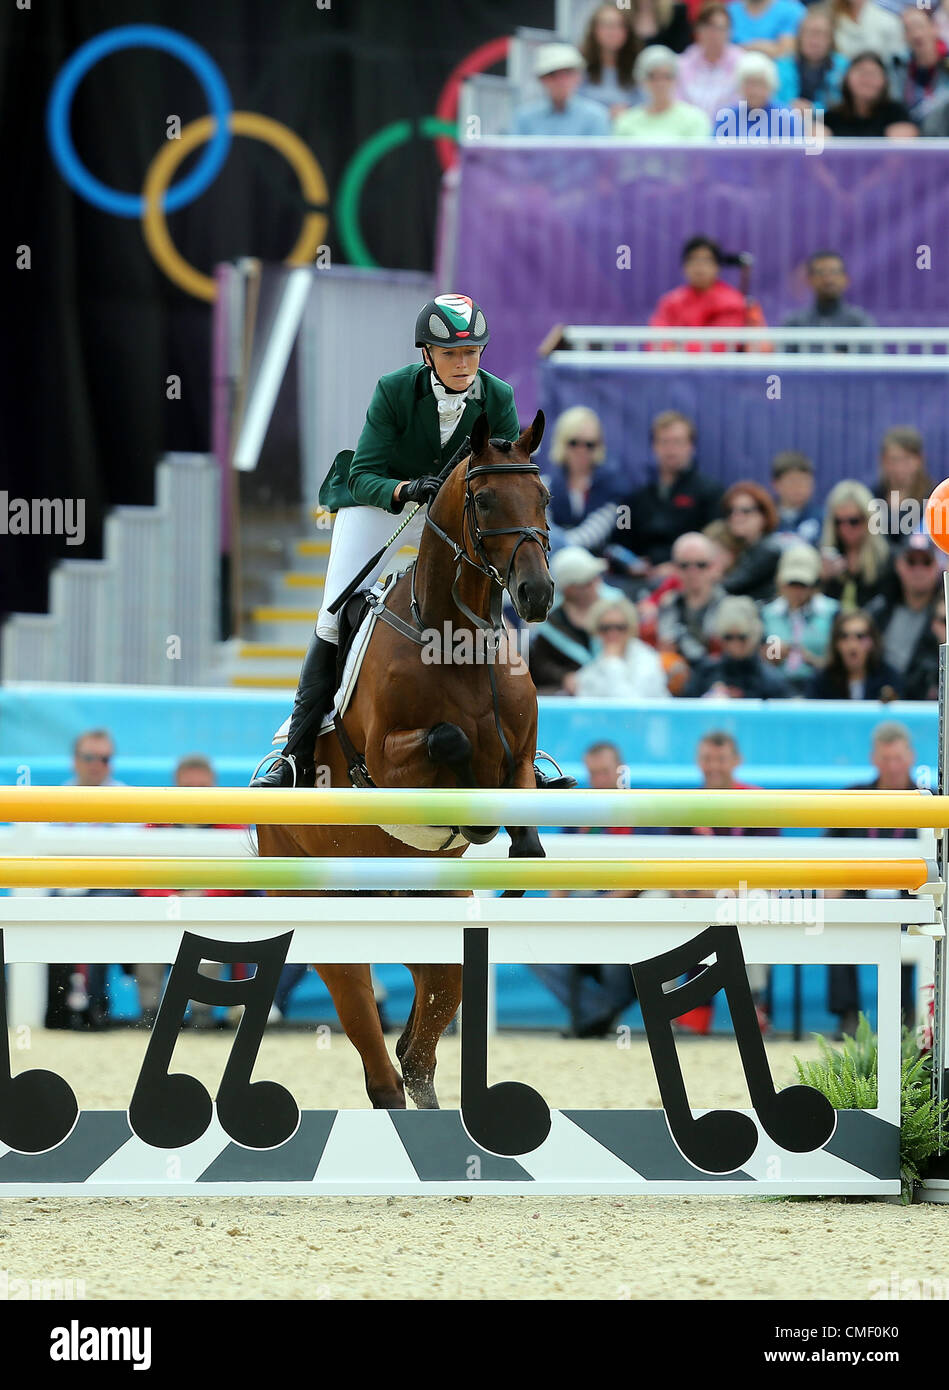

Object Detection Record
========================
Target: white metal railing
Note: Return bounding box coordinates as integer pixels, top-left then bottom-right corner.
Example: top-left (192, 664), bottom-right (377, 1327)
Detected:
top-left (558, 325), bottom-right (949, 354)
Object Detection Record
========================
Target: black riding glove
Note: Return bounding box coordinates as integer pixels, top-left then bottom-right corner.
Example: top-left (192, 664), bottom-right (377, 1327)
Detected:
top-left (399, 475), bottom-right (442, 509)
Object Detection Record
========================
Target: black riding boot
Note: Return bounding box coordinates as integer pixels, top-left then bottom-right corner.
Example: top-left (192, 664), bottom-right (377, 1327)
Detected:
top-left (251, 632), bottom-right (339, 788)
top-left (534, 767), bottom-right (577, 790)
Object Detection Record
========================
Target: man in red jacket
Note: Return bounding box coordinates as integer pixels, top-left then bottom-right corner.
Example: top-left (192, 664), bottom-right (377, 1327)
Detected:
top-left (650, 235), bottom-right (749, 351)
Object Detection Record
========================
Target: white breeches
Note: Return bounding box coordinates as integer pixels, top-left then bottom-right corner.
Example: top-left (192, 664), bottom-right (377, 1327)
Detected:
top-left (316, 504), bottom-right (427, 641)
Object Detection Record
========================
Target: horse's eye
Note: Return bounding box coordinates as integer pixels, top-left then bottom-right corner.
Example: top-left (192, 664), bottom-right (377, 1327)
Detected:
top-left (475, 492), bottom-right (491, 510)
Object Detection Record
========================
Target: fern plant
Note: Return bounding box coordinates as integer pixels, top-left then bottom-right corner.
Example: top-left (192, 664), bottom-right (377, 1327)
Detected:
top-left (792, 1012), bottom-right (948, 1203)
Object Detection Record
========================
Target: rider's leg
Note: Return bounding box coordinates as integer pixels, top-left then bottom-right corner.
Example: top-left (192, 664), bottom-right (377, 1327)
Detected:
top-left (251, 505), bottom-right (426, 788)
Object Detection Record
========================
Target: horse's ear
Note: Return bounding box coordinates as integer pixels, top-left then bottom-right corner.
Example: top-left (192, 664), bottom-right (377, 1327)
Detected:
top-left (470, 411), bottom-right (490, 458)
top-left (519, 409), bottom-right (545, 457)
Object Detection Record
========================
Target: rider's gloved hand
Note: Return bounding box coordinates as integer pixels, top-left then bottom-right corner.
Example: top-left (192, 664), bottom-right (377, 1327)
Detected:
top-left (399, 475), bottom-right (442, 509)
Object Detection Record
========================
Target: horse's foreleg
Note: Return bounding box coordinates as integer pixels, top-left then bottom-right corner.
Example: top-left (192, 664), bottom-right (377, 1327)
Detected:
top-left (313, 963), bottom-right (406, 1109)
top-left (397, 959), bottom-right (463, 1109)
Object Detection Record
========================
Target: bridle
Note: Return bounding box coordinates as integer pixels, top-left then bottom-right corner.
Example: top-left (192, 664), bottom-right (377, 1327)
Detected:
top-left (410, 447), bottom-right (551, 634)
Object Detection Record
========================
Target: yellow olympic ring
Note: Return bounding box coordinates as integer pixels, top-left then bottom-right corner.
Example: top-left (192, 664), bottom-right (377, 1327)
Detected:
top-left (142, 111), bottom-right (329, 302)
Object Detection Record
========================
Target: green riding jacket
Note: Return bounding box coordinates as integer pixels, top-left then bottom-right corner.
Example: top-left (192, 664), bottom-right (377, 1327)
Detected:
top-left (318, 362), bottom-right (521, 514)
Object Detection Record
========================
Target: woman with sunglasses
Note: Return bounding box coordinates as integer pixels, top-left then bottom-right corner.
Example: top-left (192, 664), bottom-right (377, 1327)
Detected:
top-left (760, 543), bottom-right (839, 694)
top-left (545, 407), bottom-right (623, 556)
top-left (806, 609), bottom-right (900, 699)
top-left (719, 480), bottom-right (781, 601)
top-left (819, 479), bottom-right (892, 611)
top-left (682, 595), bottom-right (792, 697)
top-left (574, 596), bottom-right (669, 698)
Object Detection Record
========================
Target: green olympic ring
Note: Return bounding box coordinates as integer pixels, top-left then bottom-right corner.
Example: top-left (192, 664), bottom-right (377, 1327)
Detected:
top-left (337, 116), bottom-right (458, 268)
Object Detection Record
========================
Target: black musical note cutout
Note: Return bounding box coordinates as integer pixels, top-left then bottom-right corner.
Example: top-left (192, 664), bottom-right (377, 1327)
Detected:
top-left (0, 931), bottom-right (78, 1153)
top-left (461, 927), bottom-right (551, 1156)
top-left (632, 926), bottom-right (836, 1174)
top-left (128, 931), bottom-right (299, 1150)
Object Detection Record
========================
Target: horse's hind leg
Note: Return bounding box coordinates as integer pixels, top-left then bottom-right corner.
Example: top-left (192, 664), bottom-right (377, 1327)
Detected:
top-left (314, 963), bottom-right (406, 1109)
top-left (396, 962), bottom-right (463, 1109)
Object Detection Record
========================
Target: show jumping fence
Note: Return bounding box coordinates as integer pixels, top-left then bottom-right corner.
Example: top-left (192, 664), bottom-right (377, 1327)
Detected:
top-left (0, 785), bottom-right (946, 1198)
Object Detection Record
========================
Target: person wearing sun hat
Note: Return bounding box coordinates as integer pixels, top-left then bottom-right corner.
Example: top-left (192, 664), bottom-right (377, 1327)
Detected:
top-left (760, 543), bottom-right (839, 693)
top-left (510, 43), bottom-right (613, 135)
top-left (527, 546), bottom-right (624, 694)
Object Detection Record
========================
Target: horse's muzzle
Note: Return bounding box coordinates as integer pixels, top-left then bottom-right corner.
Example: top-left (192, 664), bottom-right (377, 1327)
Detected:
top-left (513, 574), bottom-right (554, 623)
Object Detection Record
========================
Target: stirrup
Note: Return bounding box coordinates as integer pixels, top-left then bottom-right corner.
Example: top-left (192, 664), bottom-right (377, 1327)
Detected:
top-left (250, 751), bottom-right (299, 787)
top-left (534, 749), bottom-right (577, 790)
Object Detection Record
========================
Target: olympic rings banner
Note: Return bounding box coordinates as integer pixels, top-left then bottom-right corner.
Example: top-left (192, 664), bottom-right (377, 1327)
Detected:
top-left (42, 22), bottom-right (516, 300)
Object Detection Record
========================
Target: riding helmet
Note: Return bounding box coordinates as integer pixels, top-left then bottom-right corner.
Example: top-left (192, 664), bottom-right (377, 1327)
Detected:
top-left (415, 293), bottom-right (489, 348)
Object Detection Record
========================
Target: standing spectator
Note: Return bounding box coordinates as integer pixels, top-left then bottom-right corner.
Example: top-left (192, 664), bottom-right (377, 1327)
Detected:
top-left (720, 480), bottom-right (781, 601)
top-left (528, 547), bottom-right (621, 694)
top-left (578, 3), bottom-right (640, 117)
top-left (830, 0), bottom-right (907, 64)
top-left (824, 722), bottom-right (922, 1036)
top-left (510, 44), bottom-right (612, 136)
top-left (648, 236), bottom-right (749, 351)
top-left (727, 0), bottom-right (806, 57)
top-left (873, 425), bottom-right (934, 545)
top-left (613, 410), bottom-right (725, 567)
top-left (630, 0), bottom-right (695, 53)
top-left (46, 729), bottom-right (125, 1031)
top-left (901, 593), bottom-right (946, 701)
top-left (574, 596), bottom-right (670, 698)
top-left (683, 596), bottom-right (794, 696)
top-left (781, 251), bottom-right (877, 350)
top-left (776, 5), bottom-right (849, 109)
top-left (770, 451), bottom-right (823, 545)
top-left (613, 45), bottom-right (711, 136)
top-left (678, 3), bottom-right (744, 115)
top-left (865, 533), bottom-right (943, 682)
top-left (824, 52), bottom-right (918, 135)
top-left (805, 609), bottom-right (901, 699)
top-left (891, 8), bottom-right (949, 124)
top-left (760, 544), bottom-right (839, 692)
top-left (819, 480), bottom-right (893, 610)
top-left (657, 531), bottom-right (728, 665)
top-left (544, 406), bottom-right (623, 556)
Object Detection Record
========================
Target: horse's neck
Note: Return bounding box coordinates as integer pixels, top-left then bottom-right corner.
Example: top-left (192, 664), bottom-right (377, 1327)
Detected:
top-left (413, 527), bottom-right (492, 632)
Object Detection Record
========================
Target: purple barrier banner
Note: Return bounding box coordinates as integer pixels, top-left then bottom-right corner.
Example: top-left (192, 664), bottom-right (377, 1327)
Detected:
top-left (537, 359), bottom-right (949, 497)
top-left (454, 142), bottom-right (949, 419)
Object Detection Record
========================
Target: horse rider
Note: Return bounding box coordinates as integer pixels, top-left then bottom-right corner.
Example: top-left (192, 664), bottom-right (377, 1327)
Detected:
top-left (252, 292), bottom-right (571, 791)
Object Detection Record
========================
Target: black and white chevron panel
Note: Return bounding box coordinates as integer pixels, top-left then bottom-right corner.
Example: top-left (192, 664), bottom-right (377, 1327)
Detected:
top-left (0, 1108), bottom-right (899, 1196)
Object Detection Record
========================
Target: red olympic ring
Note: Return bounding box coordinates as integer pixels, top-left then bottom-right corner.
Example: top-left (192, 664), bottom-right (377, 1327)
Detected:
top-left (434, 36), bottom-right (510, 172)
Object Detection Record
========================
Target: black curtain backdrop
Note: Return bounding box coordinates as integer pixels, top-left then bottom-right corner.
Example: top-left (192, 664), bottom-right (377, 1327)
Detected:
top-left (1, 0), bottom-right (552, 621)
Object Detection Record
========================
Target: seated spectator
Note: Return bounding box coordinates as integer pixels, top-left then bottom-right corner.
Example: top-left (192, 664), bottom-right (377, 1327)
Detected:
top-left (510, 44), bottom-right (612, 136)
top-left (612, 409), bottom-right (725, 567)
top-left (831, 0), bottom-right (906, 65)
top-left (891, 8), bottom-right (949, 125)
top-left (873, 425), bottom-right (934, 545)
top-left (714, 51), bottom-right (799, 136)
top-left (824, 52), bottom-right (918, 136)
top-left (920, 84), bottom-right (949, 133)
top-left (819, 479), bottom-right (893, 610)
top-left (657, 531), bottom-right (728, 665)
top-left (613, 45), bottom-right (711, 136)
top-left (865, 532), bottom-right (943, 681)
top-left (573, 595), bottom-right (670, 698)
top-left (770, 451), bottom-right (823, 545)
top-left (528, 547), bottom-right (621, 694)
top-left (806, 608), bottom-right (900, 698)
top-left (544, 406), bottom-right (623, 556)
top-left (901, 592), bottom-right (946, 701)
top-left (630, 0), bottom-right (695, 53)
top-left (781, 250), bottom-right (876, 350)
top-left (683, 596), bottom-right (794, 696)
top-left (727, 0), bottom-right (806, 57)
top-left (648, 236), bottom-right (748, 351)
top-left (719, 480), bottom-right (781, 600)
top-left (760, 544), bottom-right (839, 692)
top-left (678, 3), bottom-right (744, 115)
top-left (776, 5), bottom-right (849, 109)
top-left (564, 741), bottom-right (636, 827)
top-left (824, 720), bottom-right (922, 1036)
top-left (578, 3), bottom-right (639, 117)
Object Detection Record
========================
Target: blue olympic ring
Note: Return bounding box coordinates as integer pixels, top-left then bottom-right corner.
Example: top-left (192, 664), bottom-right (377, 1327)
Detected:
top-left (46, 24), bottom-right (233, 219)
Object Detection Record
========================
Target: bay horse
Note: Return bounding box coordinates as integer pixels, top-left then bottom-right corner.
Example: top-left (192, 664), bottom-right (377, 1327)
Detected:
top-left (257, 409), bottom-right (554, 1110)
